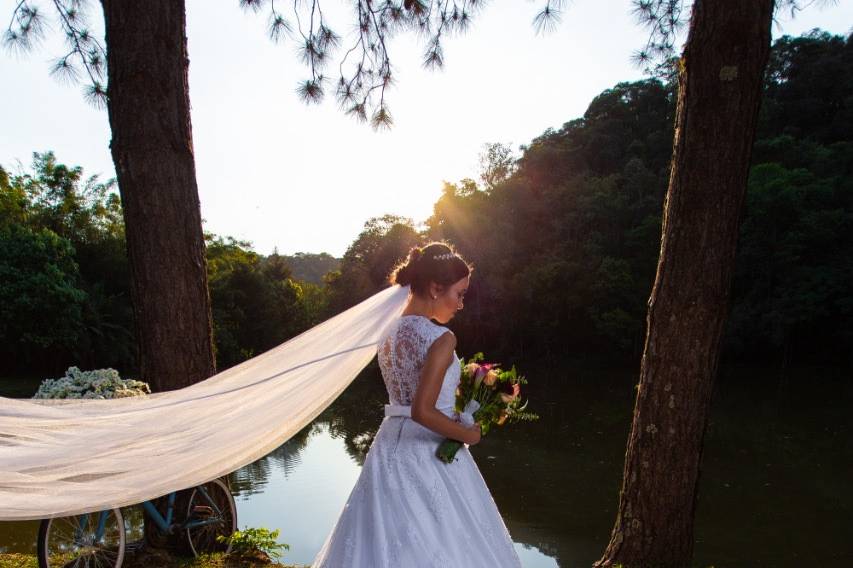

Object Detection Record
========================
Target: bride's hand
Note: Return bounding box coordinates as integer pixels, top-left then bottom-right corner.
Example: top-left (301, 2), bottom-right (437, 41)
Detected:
top-left (466, 424), bottom-right (482, 446)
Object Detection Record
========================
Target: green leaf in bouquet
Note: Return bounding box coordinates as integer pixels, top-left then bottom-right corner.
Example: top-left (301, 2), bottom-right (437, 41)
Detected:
top-left (509, 409), bottom-right (540, 423)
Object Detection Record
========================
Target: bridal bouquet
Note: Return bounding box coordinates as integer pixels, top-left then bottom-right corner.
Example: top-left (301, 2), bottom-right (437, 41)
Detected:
top-left (436, 353), bottom-right (538, 463)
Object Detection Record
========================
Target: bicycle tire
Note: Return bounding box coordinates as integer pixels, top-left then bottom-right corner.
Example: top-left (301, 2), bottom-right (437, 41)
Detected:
top-left (38, 508), bottom-right (126, 568)
top-left (184, 478), bottom-right (237, 557)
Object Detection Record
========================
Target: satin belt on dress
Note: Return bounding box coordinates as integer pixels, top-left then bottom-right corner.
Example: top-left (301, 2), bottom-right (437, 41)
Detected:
top-left (384, 404), bottom-right (413, 418)
top-left (383, 403), bottom-right (478, 426)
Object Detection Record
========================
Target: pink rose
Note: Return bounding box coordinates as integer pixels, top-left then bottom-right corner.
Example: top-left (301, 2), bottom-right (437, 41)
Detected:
top-left (483, 369), bottom-right (498, 387)
top-left (464, 362), bottom-right (480, 377)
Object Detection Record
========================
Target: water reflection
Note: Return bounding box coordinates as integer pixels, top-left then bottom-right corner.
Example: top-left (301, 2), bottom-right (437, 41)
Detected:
top-left (227, 424), bottom-right (560, 566)
top-left (229, 423), bottom-right (314, 497)
top-left (218, 361), bottom-right (628, 566)
top-left (223, 362), bottom-right (853, 567)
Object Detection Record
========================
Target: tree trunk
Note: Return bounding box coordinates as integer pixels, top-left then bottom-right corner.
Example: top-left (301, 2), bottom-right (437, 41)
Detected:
top-left (100, 0), bottom-right (216, 392)
top-left (594, 1), bottom-right (773, 566)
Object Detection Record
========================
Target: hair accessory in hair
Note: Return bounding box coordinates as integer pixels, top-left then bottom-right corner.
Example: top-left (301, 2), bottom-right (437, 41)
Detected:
top-left (432, 252), bottom-right (456, 261)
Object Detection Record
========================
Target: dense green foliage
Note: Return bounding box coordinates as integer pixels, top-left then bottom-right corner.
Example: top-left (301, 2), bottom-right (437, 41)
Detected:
top-left (280, 252), bottom-right (340, 285)
top-left (324, 214), bottom-right (421, 316)
top-left (730, 32), bottom-right (853, 363)
top-left (0, 156), bottom-right (330, 377)
top-left (206, 236), bottom-right (326, 368)
top-left (329, 31), bottom-right (853, 366)
top-left (2, 30), bottom-right (849, 379)
top-left (0, 153), bottom-right (131, 373)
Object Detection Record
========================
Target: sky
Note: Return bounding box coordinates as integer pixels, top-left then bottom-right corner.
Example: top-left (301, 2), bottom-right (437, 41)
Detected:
top-left (2, 1), bottom-right (851, 257)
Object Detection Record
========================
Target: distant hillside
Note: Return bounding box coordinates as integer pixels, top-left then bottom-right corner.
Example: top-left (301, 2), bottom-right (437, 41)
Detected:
top-left (281, 252), bottom-right (340, 285)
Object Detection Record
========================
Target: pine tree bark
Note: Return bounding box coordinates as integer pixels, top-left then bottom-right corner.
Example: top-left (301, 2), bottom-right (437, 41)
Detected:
top-left (594, 1), bottom-right (773, 566)
top-left (100, 0), bottom-right (216, 392)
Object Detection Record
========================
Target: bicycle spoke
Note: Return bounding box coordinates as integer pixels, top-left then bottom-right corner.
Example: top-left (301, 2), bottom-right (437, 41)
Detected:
top-left (185, 479), bottom-right (236, 556)
top-left (41, 509), bottom-right (125, 568)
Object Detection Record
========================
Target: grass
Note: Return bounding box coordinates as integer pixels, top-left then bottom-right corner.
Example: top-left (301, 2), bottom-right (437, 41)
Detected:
top-left (0, 550), bottom-right (308, 568)
top-left (0, 554), bottom-right (35, 568)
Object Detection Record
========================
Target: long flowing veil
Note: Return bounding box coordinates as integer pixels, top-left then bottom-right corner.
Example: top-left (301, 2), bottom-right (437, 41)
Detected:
top-left (0, 284), bottom-right (410, 521)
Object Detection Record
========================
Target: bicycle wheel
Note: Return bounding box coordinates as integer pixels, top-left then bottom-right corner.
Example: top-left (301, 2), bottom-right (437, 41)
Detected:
top-left (184, 478), bottom-right (237, 557)
top-left (38, 508), bottom-right (126, 568)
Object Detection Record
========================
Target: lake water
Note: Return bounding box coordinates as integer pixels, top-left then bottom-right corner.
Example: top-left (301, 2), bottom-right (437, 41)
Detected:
top-left (1, 362), bottom-right (851, 567)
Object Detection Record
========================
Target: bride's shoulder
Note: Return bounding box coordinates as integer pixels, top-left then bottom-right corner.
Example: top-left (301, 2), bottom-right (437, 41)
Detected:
top-left (422, 319), bottom-right (455, 349)
top-left (391, 315), bottom-right (453, 341)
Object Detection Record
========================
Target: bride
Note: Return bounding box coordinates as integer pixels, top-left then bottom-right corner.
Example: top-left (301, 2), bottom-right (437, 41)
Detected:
top-left (312, 241), bottom-right (523, 567)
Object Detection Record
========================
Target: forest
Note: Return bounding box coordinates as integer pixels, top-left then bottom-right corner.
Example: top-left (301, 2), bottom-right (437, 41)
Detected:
top-left (2, 30), bottom-right (850, 379)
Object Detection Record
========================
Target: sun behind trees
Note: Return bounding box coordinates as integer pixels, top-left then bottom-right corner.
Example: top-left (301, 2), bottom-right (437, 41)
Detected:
top-left (2, 0), bottom-right (566, 397)
top-left (327, 30), bottom-right (853, 370)
top-left (6, 29), bottom-right (847, 378)
top-left (2, 24), bottom-right (851, 567)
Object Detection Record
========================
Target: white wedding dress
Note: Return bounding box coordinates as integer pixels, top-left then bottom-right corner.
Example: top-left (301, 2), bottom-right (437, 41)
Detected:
top-left (312, 314), bottom-right (523, 567)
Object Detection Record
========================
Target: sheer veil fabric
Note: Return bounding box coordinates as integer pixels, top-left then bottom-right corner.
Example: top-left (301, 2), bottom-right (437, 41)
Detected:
top-left (312, 314), bottom-right (522, 567)
top-left (0, 284), bottom-right (412, 521)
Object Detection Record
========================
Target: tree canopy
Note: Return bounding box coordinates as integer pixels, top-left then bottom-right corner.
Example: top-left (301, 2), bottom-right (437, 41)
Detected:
top-left (3, 30), bottom-right (850, 379)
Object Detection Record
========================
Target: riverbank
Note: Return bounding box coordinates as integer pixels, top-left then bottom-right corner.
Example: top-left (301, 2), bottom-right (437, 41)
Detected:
top-left (3, 365), bottom-right (852, 566)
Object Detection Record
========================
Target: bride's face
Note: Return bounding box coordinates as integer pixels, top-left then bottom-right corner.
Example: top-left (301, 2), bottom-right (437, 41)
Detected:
top-left (431, 275), bottom-right (470, 324)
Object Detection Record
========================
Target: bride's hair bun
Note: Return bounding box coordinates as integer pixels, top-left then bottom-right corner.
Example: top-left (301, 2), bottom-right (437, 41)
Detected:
top-left (392, 247), bottom-right (422, 287)
top-left (389, 242), bottom-right (472, 295)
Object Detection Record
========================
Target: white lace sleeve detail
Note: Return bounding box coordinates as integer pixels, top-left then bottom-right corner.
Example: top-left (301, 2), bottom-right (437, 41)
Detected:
top-left (377, 317), bottom-right (450, 405)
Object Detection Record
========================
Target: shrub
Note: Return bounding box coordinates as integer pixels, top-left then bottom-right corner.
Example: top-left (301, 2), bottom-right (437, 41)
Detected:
top-left (215, 527), bottom-right (290, 560)
top-left (32, 366), bottom-right (150, 399)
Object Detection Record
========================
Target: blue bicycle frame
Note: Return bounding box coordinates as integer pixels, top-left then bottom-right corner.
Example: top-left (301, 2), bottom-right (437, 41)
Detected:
top-left (72, 510), bottom-right (112, 544)
top-left (142, 485), bottom-right (225, 533)
top-left (79, 485), bottom-right (225, 543)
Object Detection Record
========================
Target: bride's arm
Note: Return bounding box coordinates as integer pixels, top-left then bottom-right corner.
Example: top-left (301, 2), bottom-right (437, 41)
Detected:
top-left (411, 331), bottom-right (481, 445)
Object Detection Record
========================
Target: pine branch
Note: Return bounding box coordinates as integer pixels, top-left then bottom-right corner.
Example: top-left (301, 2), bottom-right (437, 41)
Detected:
top-left (3, 0), bottom-right (107, 107)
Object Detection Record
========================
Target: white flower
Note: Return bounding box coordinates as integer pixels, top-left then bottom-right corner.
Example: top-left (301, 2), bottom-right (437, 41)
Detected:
top-left (33, 367), bottom-right (151, 400)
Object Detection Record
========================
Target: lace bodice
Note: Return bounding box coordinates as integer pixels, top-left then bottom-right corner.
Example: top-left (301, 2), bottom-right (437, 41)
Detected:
top-left (377, 315), bottom-right (460, 411)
